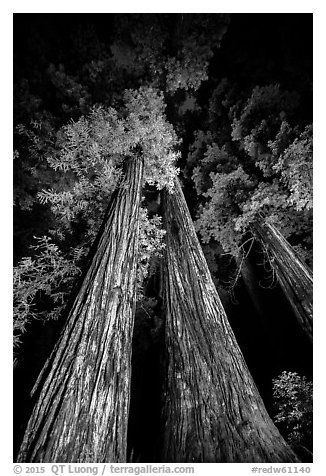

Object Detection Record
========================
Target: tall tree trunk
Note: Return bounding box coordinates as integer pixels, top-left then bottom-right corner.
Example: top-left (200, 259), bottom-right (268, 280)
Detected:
top-left (17, 157), bottom-right (144, 463)
top-left (160, 179), bottom-right (299, 463)
top-left (252, 220), bottom-right (313, 343)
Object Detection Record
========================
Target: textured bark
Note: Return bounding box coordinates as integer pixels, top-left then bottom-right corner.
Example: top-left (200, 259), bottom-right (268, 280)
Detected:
top-left (17, 157), bottom-right (144, 463)
top-left (160, 179), bottom-right (299, 463)
top-left (253, 220), bottom-right (313, 343)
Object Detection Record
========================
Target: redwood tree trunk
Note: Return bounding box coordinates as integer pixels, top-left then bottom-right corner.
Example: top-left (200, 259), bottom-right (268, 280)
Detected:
top-left (253, 220), bottom-right (313, 342)
top-left (160, 179), bottom-right (299, 463)
top-left (17, 157), bottom-right (144, 463)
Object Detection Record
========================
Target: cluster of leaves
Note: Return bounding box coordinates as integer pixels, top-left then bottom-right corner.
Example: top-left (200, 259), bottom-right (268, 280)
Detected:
top-left (165, 32), bottom-right (218, 93)
top-left (137, 208), bottom-right (166, 299)
top-left (123, 87), bottom-right (180, 190)
top-left (271, 125), bottom-right (312, 212)
top-left (36, 106), bottom-right (125, 240)
top-left (111, 14), bottom-right (229, 94)
top-left (13, 236), bottom-right (86, 348)
top-left (272, 371), bottom-right (312, 455)
top-left (31, 87), bottom-right (180, 239)
top-left (187, 83), bottom-right (312, 265)
top-left (195, 166), bottom-right (257, 254)
top-left (46, 62), bottom-right (91, 116)
top-left (189, 135), bottom-right (238, 195)
top-left (110, 14), bottom-right (168, 86)
top-left (230, 84), bottom-right (300, 146)
top-left (14, 114), bottom-right (57, 212)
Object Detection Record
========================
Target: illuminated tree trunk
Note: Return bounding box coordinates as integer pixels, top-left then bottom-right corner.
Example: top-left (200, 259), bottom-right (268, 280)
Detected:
top-left (253, 220), bottom-right (313, 343)
top-left (17, 157), bottom-right (144, 463)
top-left (160, 179), bottom-right (299, 463)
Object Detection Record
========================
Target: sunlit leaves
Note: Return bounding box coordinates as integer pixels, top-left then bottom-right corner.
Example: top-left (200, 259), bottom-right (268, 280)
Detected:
top-left (165, 15), bottom-right (229, 93)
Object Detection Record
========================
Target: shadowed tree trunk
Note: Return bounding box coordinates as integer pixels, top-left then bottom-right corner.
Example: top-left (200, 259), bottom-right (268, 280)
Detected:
top-left (160, 179), bottom-right (299, 463)
top-left (17, 156), bottom-right (144, 463)
top-left (253, 219), bottom-right (313, 343)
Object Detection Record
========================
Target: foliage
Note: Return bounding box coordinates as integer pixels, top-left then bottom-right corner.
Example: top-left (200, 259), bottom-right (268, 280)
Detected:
top-left (230, 84), bottom-right (299, 146)
top-left (35, 87), bottom-right (180, 242)
top-left (110, 14), bottom-right (168, 85)
top-left (184, 130), bottom-right (214, 180)
top-left (46, 63), bottom-right (91, 116)
top-left (188, 83), bottom-right (312, 265)
top-left (195, 166), bottom-right (257, 254)
top-left (272, 371), bottom-right (312, 454)
top-left (123, 87), bottom-right (180, 189)
top-left (137, 208), bottom-right (166, 298)
top-left (191, 142), bottom-right (238, 195)
top-left (165, 37), bottom-right (214, 93)
top-left (111, 14), bottom-right (229, 94)
top-left (165, 14), bottom-right (229, 93)
top-left (272, 125), bottom-right (313, 212)
top-left (14, 114), bottom-right (57, 212)
top-left (13, 236), bottom-right (86, 348)
top-left (37, 106), bottom-right (126, 240)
